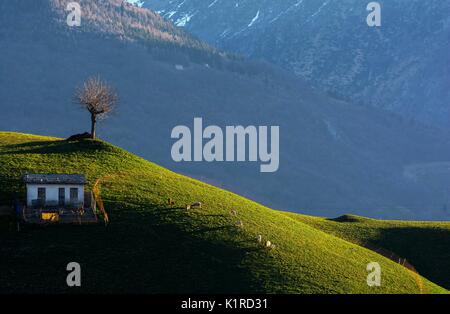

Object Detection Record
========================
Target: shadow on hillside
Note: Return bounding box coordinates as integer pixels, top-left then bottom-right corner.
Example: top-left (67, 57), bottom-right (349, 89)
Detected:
top-left (0, 140), bottom-right (106, 155)
top-left (0, 201), bottom-right (269, 294)
top-left (371, 227), bottom-right (450, 290)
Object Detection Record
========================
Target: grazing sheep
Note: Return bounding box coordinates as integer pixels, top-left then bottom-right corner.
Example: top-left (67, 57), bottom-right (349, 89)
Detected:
top-left (256, 235), bottom-right (262, 243)
top-left (230, 209), bottom-right (237, 216)
top-left (236, 220), bottom-right (244, 228)
top-left (185, 205), bottom-right (191, 210)
top-left (190, 201), bottom-right (202, 209)
top-left (265, 240), bottom-right (272, 248)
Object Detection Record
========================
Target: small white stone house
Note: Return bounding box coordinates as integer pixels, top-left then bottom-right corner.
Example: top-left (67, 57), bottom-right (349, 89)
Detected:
top-left (23, 174), bottom-right (86, 208)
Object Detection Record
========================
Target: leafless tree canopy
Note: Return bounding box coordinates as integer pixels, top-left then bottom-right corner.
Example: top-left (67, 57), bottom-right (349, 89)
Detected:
top-left (74, 76), bottom-right (118, 139)
top-left (75, 77), bottom-right (118, 118)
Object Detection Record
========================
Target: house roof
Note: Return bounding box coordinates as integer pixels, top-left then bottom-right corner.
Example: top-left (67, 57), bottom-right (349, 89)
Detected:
top-left (23, 174), bottom-right (86, 185)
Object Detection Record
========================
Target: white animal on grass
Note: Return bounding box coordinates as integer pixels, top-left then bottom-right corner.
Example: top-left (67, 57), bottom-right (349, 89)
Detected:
top-left (265, 241), bottom-right (276, 250)
top-left (256, 235), bottom-right (262, 243)
top-left (185, 205), bottom-right (191, 210)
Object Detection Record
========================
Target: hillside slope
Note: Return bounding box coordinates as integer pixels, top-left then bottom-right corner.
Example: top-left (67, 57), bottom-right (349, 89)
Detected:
top-left (145, 0), bottom-right (450, 127)
top-left (2, 0), bottom-right (450, 220)
top-left (0, 132), bottom-right (447, 294)
top-left (283, 213), bottom-right (450, 290)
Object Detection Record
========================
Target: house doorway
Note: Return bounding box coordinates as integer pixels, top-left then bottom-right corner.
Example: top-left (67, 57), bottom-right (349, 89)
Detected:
top-left (70, 188), bottom-right (79, 204)
top-left (37, 187), bottom-right (46, 205)
top-left (59, 188), bottom-right (65, 206)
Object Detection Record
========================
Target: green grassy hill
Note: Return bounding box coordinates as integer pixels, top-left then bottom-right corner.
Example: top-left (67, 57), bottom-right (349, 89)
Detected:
top-left (283, 213), bottom-right (450, 290)
top-left (0, 132), bottom-right (448, 294)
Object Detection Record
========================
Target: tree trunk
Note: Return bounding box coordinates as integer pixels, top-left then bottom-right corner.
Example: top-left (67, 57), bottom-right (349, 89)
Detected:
top-left (90, 113), bottom-right (97, 139)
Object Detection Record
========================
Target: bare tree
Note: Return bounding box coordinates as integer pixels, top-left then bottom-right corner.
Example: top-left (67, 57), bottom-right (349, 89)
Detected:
top-left (75, 76), bottom-right (118, 139)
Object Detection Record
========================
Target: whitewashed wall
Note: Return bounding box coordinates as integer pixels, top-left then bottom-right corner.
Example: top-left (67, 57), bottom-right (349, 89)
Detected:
top-left (26, 184), bottom-right (85, 206)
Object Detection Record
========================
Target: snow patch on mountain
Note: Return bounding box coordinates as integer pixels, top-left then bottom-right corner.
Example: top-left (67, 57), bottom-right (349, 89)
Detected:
top-left (166, 11), bottom-right (177, 19)
top-left (220, 28), bottom-right (231, 38)
top-left (248, 10), bottom-right (260, 27)
top-left (306, 0), bottom-right (330, 23)
top-left (177, 0), bottom-right (187, 9)
top-left (208, 0), bottom-right (219, 8)
top-left (270, 0), bottom-right (304, 24)
top-left (175, 12), bottom-right (195, 27)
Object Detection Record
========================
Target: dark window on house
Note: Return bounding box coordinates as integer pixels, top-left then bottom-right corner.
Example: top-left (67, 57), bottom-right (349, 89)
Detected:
top-left (58, 188), bottom-right (65, 206)
top-left (37, 187), bottom-right (46, 204)
top-left (70, 188), bottom-right (79, 203)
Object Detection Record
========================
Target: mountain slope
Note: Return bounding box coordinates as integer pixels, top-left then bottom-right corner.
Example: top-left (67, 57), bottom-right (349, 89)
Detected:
top-left (144, 0), bottom-right (450, 127)
top-left (0, 0), bottom-right (235, 67)
top-left (0, 131), bottom-right (448, 294)
top-left (2, 0), bottom-right (450, 220)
